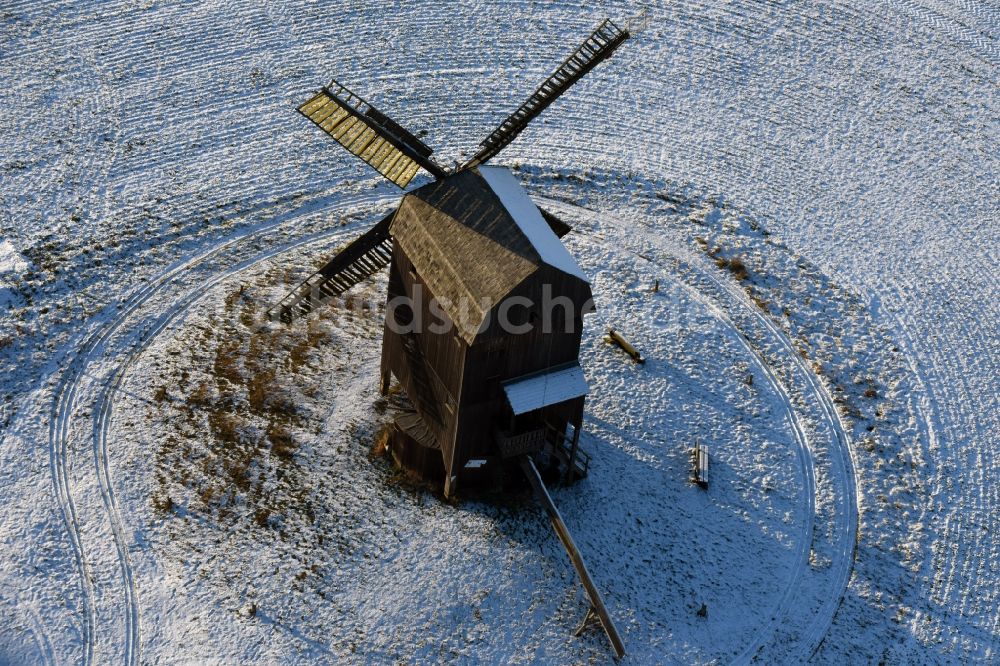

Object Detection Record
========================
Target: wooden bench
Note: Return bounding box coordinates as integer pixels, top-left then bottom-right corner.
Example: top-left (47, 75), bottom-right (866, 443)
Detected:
top-left (693, 443), bottom-right (709, 489)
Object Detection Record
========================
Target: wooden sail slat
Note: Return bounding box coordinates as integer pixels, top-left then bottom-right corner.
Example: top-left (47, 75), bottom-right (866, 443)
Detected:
top-left (296, 79), bottom-right (446, 188)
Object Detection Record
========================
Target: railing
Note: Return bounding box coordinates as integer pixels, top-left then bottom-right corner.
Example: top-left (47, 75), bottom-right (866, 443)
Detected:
top-left (542, 422), bottom-right (590, 479)
top-left (495, 427), bottom-right (546, 458)
top-left (495, 422), bottom-right (590, 478)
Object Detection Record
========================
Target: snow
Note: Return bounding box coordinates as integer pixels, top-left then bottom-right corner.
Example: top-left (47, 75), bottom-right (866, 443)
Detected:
top-left (502, 362), bottom-right (589, 416)
top-left (478, 166), bottom-right (587, 281)
top-left (0, 239), bottom-right (30, 308)
top-left (0, 240), bottom-right (30, 276)
top-left (0, 1), bottom-right (997, 664)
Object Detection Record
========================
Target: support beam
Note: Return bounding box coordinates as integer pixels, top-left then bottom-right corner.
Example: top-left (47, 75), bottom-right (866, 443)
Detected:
top-left (520, 456), bottom-right (626, 660)
top-left (565, 403), bottom-right (583, 485)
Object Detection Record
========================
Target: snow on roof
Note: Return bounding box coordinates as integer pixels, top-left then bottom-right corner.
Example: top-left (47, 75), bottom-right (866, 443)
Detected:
top-left (478, 166), bottom-right (587, 282)
top-left (502, 362), bottom-right (590, 415)
top-left (393, 169), bottom-right (592, 344)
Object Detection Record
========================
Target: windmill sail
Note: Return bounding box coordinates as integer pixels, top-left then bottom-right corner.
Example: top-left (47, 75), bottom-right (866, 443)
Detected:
top-left (299, 80), bottom-right (447, 188)
top-left (268, 212), bottom-right (394, 323)
top-left (464, 19), bottom-right (630, 168)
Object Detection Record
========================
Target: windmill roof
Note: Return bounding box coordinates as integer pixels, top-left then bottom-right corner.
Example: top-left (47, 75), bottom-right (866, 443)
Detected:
top-left (390, 167), bottom-right (589, 344)
top-left (477, 167), bottom-right (587, 281)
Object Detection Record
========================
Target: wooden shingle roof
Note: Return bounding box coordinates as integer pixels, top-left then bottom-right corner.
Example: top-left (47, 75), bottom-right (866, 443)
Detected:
top-left (390, 167), bottom-right (588, 344)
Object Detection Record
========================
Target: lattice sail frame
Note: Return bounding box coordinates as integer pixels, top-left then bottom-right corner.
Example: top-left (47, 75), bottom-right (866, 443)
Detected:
top-left (463, 18), bottom-right (630, 168)
top-left (299, 81), bottom-right (445, 188)
top-left (275, 18), bottom-right (632, 324)
top-left (267, 212), bottom-right (394, 323)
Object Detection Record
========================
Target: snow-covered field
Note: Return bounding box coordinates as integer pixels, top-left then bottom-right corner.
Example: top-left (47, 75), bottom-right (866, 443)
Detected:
top-left (0, 1), bottom-right (997, 663)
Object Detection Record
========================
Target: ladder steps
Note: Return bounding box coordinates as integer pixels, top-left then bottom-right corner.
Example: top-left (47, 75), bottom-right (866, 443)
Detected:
top-left (378, 150), bottom-right (405, 175)
top-left (385, 156), bottom-right (406, 182)
top-left (360, 136), bottom-right (386, 161)
top-left (330, 115), bottom-right (359, 140)
top-left (397, 161), bottom-right (421, 188)
top-left (348, 127), bottom-right (377, 153)
top-left (386, 159), bottom-right (416, 187)
top-left (307, 99), bottom-right (338, 123)
top-left (400, 333), bottom-right (442, 426)
top-left (339, 118), bottom-right (367, 146)
top-left (299, 93), bottom-right (330, 116)
top-left (319, 107), bottom-right (350, 132)
top-left (369, 141), bottom-right (396, 168)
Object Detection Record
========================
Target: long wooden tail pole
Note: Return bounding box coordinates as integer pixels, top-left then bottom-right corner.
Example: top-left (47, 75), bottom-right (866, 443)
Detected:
top-left (519, 456), bottom-right (626, 660)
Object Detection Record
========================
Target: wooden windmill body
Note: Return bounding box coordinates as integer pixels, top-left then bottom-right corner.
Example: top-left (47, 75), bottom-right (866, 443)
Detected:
top-left (381, 166), bottom-right (595, 496)
top-left (270, 19), bottom-right (632, 659)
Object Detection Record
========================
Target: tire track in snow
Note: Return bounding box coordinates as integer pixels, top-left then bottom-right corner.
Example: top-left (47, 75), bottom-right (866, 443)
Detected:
top-left (542, 195), bottom-right (858, 662)
top-left (653, 258), bottom-right (819, 664)
top-left (50, 231), bottom-right (256, 666)
top-left (651, 227), bottom-right (858, 664)
top-left (0, 587), bottom-right (57, 666)
top-left (50, 349), bottom-right (100, 666)
top-left (48, 191), bottom-right (392, 665)
top-left (5, 0), bottom-right (991, 660)
top-left (890, 0), bottom-right (1000, 65)
top-left (572, 226), bottom-right (818, 664)
top-left (880, 282), bottom-right (1000, 655)
top-left (90, 219), bottom-right (371, 662)
top-left (66, 187), bottom-right (819, 664)
top-left (50, 240), bottom-right (239, 666)
top-left (24, 601), bottom-right (58, 666)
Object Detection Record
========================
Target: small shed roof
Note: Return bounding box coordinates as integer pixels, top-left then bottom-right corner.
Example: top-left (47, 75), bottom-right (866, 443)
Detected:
top-left (394, 410), bottom-right (440, 449)
top-left (391, 167), bottom-right (589, 344)
top-left (502, 362), bottom-right (590, 415)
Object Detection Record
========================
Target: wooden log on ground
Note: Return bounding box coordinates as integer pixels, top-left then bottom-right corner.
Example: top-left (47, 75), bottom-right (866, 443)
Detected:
top-left (693, 442), bottom-right (709, 488)
top-left (606, 327), bottom-right (645, 363)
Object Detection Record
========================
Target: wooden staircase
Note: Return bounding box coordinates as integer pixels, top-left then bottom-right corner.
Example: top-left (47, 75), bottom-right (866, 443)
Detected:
top-left (465, 19), bottom-right (630, 168)
top-left (543, 422), bottom-right (590, 481)
top-left (268, 212), bottom-right (394, 323)
top-left (399, 331), bottom-right (444, 427)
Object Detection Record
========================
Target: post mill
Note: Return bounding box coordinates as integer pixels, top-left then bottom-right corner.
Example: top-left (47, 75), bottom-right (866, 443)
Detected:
top-left (269, 18), bottom-right (634, 659)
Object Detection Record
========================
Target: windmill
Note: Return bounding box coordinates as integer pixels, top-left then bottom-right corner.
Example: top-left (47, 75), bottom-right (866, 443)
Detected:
top-left (270, 18), bottom-right (632, 659)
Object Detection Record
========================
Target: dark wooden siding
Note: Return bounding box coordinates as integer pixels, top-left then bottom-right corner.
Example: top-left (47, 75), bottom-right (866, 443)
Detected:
top-left (382, 250), bottom-right (594, 486)
top-left (452, 265), bottom-right (592, 469)
top-left (380, 245), bottom-right (467, 470)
